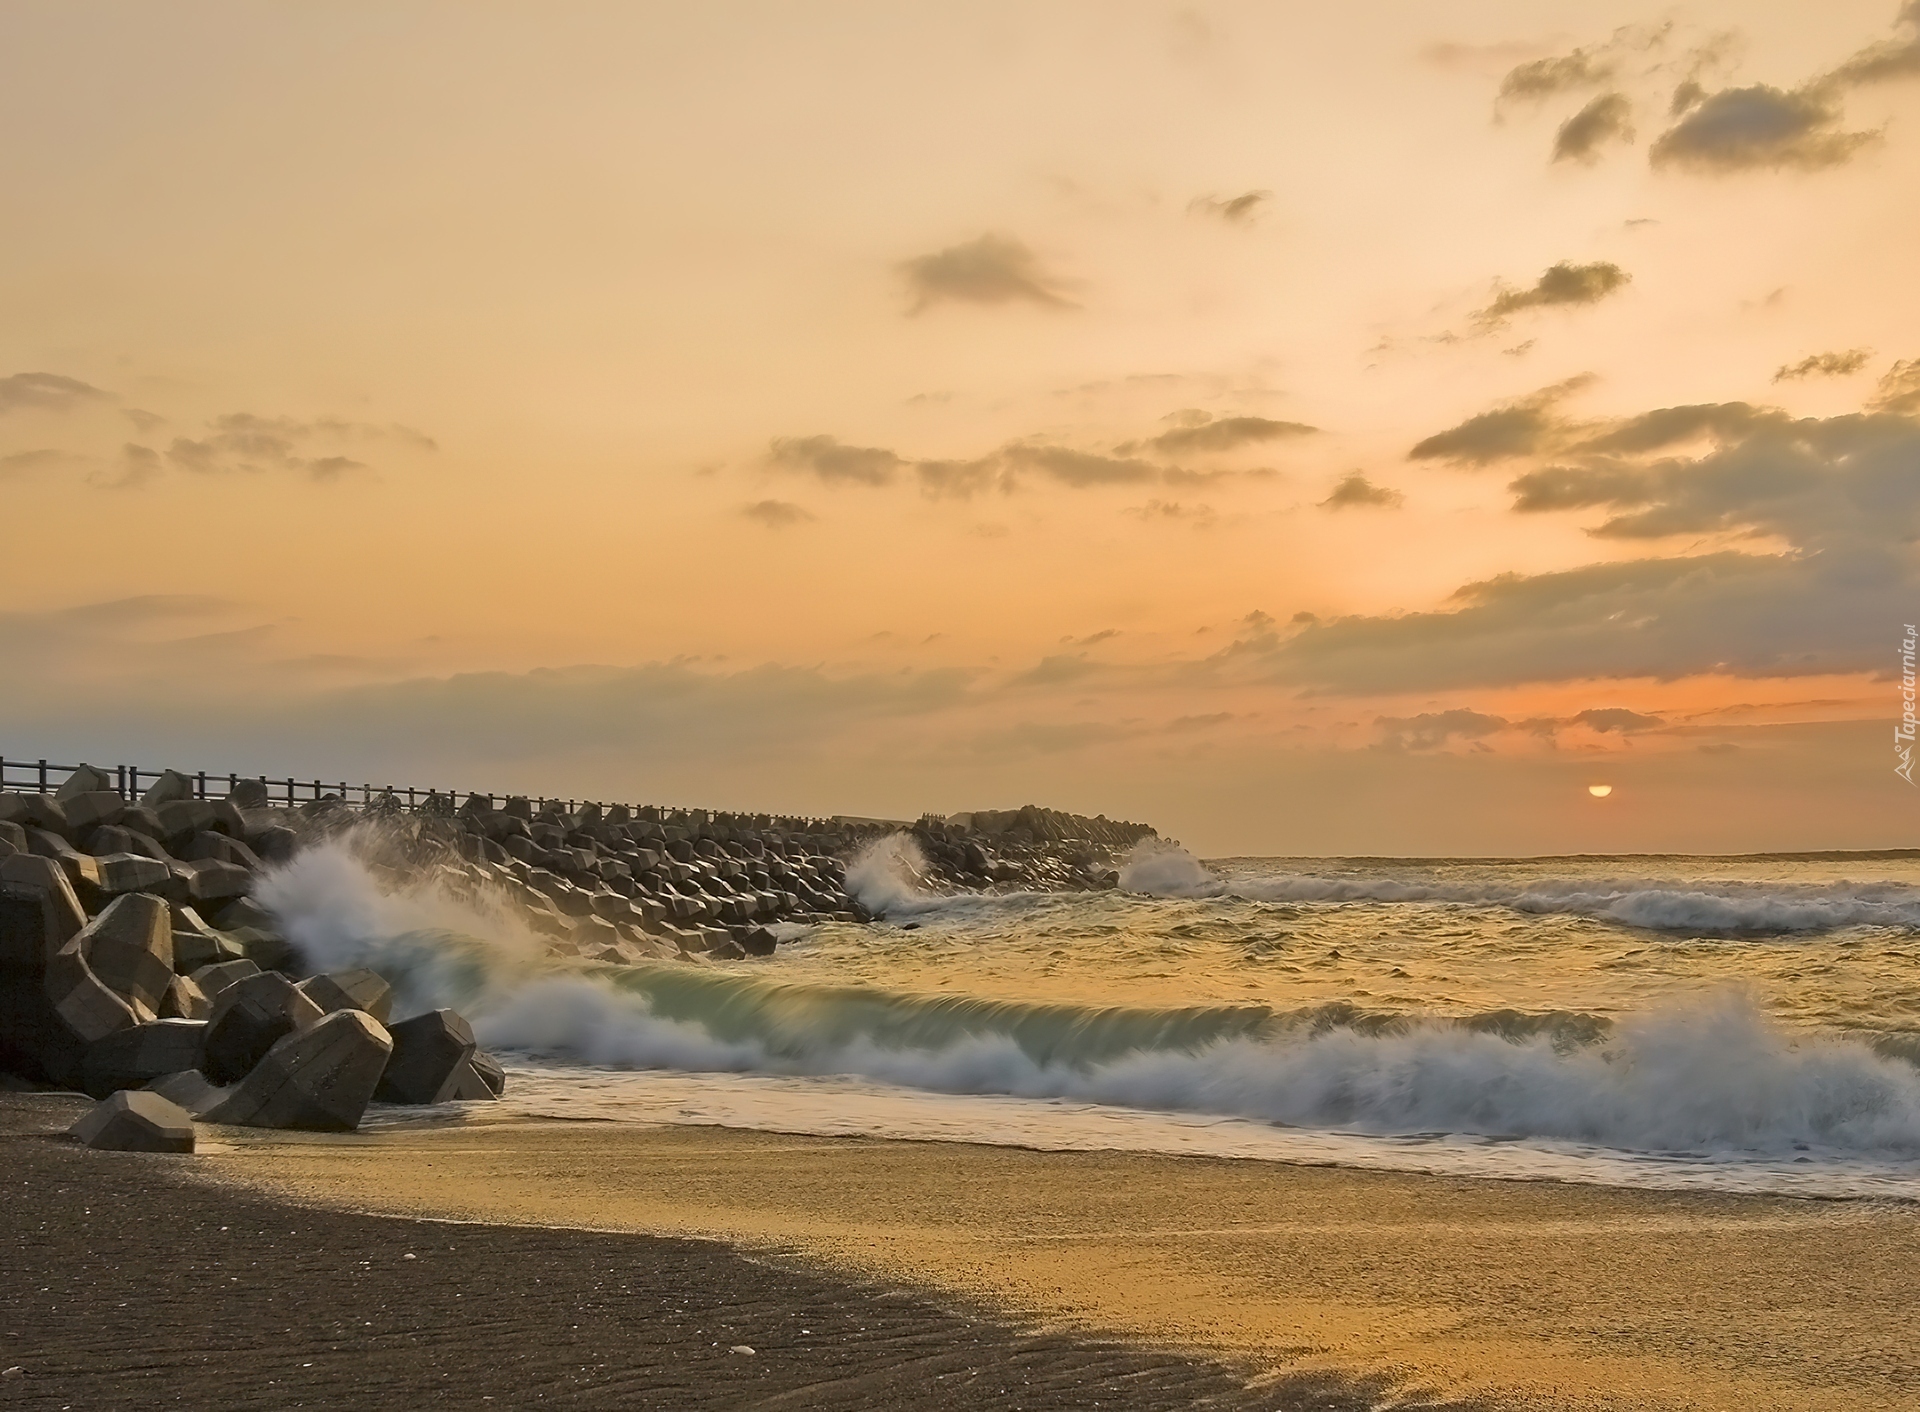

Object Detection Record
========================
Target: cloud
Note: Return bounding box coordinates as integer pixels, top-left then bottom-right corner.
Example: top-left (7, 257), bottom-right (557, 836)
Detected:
top-left (163, 413), bottom-right (422, 482)
top-left (1573, 707), bottom-right (1664, 733)
top-left (1650, 85), bottom-right (1875, 172)
top-left (1498, 49), bottom-right (1617, 105)
top-left (1823, 1), bottom-right (1920, 87)
top-left (899, 234), bottom-right (1075, 313)
top-left (0, 449), bottom-right (64, 477)
top-left (1188, 191), bottom-right (1271, 224)
top-left (1506, 404), bottom-right (1920, 548)
top-left (740, 499), bottom-right (815, 528)
top-left (95, 443), bottom-right (163, 491)
top-left (1001, 445), bottom-right (1159, 487)
top-left (0, 372), bottom-right (109, 415)
top-left (123, 409), bottom-right (166, 433)
top-left (1553, 93), bottom-right (1635, 162)
top-left (1124, 499), bottom-right (1216, 526)
top-left (768, 435), bottom-right (902, 486)
top-left (1374, 709), bottom-right (1509, 752)
top-left (1869, 359), bottom-right (1920, 414)
top-left (768, 416), bottom-right (1286, 500)
top-left (1775, 349), bottom-right (1872, 381)
top-left (1648, 7), bottom-right (1920, 174)
top-left (1319, 472), bottom-right (1403, 510)
top-left (1408, 376), bottom-right (1594, 465)
top-left (1294, 382), bottom-right (1920, 692)
top-left (1374, 705), bottom-right (1665, 751)
top-left (1474, 262), bottom-right (1630, 329)
top-left (1132, 413), bottom-right (1317, 457)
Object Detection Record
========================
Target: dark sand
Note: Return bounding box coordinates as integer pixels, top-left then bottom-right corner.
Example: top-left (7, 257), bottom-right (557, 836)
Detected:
top-left (0, 1094), bottom-right (1374, 1411)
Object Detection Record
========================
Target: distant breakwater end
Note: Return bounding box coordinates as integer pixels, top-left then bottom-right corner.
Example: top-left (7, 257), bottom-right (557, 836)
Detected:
top-left (0, 753), bottom-right (1157, 1145)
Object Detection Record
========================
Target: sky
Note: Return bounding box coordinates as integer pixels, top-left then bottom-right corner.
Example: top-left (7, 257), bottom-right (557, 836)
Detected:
top-left (2, 0), bottom-right (1918, 855)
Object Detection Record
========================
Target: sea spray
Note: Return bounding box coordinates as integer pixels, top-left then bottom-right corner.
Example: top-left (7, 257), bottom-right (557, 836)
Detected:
top-left (843, 832), bottom-right (940, 917)
top-left (253, 832), bottom-right (554, 1020)
top-left (1119, 839), bottom-right (1223, 898)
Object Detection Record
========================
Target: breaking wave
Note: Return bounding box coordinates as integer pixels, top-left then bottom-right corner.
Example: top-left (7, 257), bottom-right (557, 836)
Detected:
top-left (254, 841), bottom-right (1920, 1170)
top-left (1121, 842), bottom-right (1920, 936)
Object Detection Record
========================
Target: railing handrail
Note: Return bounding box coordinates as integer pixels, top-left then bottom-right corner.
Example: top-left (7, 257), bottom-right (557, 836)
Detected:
top-left (0, 753), bottom-right (849, 832)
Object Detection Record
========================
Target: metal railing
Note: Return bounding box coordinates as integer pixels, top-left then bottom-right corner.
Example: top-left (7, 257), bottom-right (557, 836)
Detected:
top-left (0, 754), bottom-right (844, 832)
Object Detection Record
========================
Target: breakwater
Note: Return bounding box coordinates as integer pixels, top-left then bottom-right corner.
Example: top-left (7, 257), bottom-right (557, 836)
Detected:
top-left (0, 754), bottom-right (1157, 1148)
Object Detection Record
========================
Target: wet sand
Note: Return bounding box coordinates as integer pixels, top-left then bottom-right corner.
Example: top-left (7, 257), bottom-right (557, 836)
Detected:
top-left (0, 1094), bottom-right (1375, 1411)
top-left (187, 1112), bottom-right (1920, 1412)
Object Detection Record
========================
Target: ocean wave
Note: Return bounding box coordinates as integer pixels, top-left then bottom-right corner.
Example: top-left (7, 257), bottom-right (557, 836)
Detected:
top-left (257, 841), bottom-right (1920, 1161)
top-left (1120, 842), bottom-right (1920, 936)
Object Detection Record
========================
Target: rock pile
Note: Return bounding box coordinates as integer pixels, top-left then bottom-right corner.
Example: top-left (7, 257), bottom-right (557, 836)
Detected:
top-left (2, 760), bottom-right (1158, 1149)
top-left (0, 765), bottom-right (504, 1146)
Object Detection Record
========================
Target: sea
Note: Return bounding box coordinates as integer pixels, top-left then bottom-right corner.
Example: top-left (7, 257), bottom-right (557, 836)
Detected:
top-left (256, 836), bottom-right (1920, 1200)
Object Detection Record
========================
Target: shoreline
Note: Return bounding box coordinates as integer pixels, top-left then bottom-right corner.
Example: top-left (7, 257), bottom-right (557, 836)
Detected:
top-left (0, 1092), bottom-right (1376, 1412)
top-left (183, 1106), bottom-right (1920, 1412)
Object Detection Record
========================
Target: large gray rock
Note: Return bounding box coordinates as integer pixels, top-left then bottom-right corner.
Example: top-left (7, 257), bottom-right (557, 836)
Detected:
top-left (81, 894), bottom-right (175, 1014)
top-left (202, 971), bottom-right (323, 1083)
top-left (204, 1009), bottom-right (392, 1131)
top-left (297, 969), bottom-right (393, 1023)
top-left (70, 1089), bottom-right (195, 1153)
top-left (82, 1019), bottom-right (208, 1097)
top-left (375, 1008), bottom-right (478, 1104)
top-left (0, 854), bottom-right (86, 981)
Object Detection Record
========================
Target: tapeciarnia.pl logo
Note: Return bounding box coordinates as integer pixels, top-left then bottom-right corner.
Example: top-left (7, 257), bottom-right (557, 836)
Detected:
top-left (1899, 623), bottom-right (1917, 785)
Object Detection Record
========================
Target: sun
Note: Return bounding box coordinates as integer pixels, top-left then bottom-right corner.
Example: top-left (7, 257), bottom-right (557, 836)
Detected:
top-left (1587, 784), bottom-right (1613, 798)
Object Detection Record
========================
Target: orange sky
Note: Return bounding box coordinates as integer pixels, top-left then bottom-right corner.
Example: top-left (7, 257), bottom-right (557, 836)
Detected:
top-left (2, 1), bottom-right (1918, 854)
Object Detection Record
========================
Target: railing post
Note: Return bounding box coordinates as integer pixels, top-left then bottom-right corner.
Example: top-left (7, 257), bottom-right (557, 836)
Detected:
top-left (38, 759), bottom-right (48, 792)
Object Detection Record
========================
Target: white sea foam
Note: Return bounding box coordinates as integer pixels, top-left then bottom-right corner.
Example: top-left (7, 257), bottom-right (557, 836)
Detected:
top-left (1121, 842), bottom-right (1920, 935)
top-left (253, 840), bottom-right (1920, 1188)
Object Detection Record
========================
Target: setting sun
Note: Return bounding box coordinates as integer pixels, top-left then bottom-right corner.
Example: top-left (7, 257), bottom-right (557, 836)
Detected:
top-left (1588, 785), bottom-right (1614, 798)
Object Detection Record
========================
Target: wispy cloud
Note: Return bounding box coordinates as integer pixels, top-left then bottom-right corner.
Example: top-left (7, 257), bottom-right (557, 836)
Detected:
top-left (0, 372), bottom-right (110, 415)
top-left (1319, 472), bottom-right (1403, 510)
top-left (899, 234), bottom-right (1075, 313)
top-left (1188, 191), bottom-right (1271, 224)
top-left (1774, 349), bottom-right (1872, 381)
top-left (740, 499), bottom-right (815, 529)
top-left (1473, 262), bottom-right (1630, 330)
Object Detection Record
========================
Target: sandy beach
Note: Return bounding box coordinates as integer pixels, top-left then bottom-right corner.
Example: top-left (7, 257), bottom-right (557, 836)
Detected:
top-left (2, 1093), bottom-right (1349, 1411)
top-left (167, 1109), bottom-right (1920, 1412)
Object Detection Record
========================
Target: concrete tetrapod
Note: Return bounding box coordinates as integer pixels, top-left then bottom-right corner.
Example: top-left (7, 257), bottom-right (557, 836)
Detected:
top-left (80, 894), bottom-right (175, 1015)
top-left (82, 1019), bottom-right (209, 1098)
top-left (375, 1008), bottom-right (480, 1104)
top-left (202, 971), bottom-right (323, 1083)
top-left (70, 1089), bottom-right (196, 1154)
top-left (0, 854), bottom-right (87, 979)
top-left (204, 1008), bottom-right (393, 1131)
top-left (296, 969), bottom-right (393, 1023)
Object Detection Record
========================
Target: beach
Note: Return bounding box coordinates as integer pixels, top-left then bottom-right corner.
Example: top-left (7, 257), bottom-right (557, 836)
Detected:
top-left (1, 1092), bottom-right (1311, 1411)
top-left (29, 1097), bottom-right (1914, 1412)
